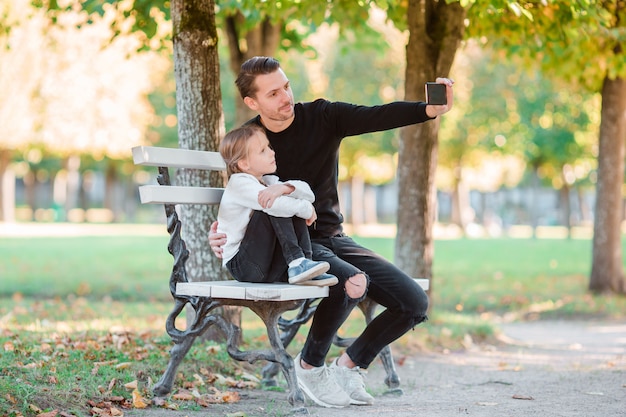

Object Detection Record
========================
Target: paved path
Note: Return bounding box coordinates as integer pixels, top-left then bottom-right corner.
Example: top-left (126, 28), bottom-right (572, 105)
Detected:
top-left (126, 320), bottom-right (625, 417)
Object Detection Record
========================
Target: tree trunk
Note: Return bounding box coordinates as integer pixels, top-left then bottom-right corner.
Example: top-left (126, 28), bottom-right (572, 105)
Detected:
top-left (104, 160), bottom-right (118, 222)
top-left (560, 182), bottom-right (572, 239)
top-left (449, 165), bottom-right (467, 230)
top-left (351, 175), bottom-right (365, 228)
top-left (590, 76), bottom-right (626, 294)
top-left (530, 168), bottom-right (540, 239)
top-left (224, 12), bottom-right (281, 126)
top-left (0, 150), bottom-right (15, 222)
top-left (397, 0), bottom-right (465, 295)
top-left (64, 155), bottom-right (80, 221)
top-left (171, 0), bottom-right (232, 341)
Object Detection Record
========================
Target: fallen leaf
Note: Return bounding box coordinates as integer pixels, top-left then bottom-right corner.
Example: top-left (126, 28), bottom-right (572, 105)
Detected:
top-left (108, 378), bottom-right (117, 392)
top-left (222, 391), bottom-right (241, 403)
top-left (172, 391), bottom-right (194, 401)
top-left (108, 396), bottom-right (125, 402)
top-left (110, 406), bottom-right (123, 416)
top-left (476, 401), bottom-right (498, 406)
top-left (39, 343), bottom-right (53, 353)
top-left (240, 372), bottom-right (260, 383)
top-left (193, 373), bottom-right (205, 386)
top-left (37, 410), bottom-right (58, 417)
top-left (115, 362), bottom-right (132, 370)
top-left (196, 397), bottom-right (212, 407)
top-left (124, 380), bottom-right (138, 390)
top-left (132, 389), bottom-right (149, 408)
top-left (512, 394), bottom-right (534, 400)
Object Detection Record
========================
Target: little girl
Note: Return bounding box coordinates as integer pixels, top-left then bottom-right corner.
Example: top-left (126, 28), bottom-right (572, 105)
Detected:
top-left (217, 124), bottom-right (337, 286)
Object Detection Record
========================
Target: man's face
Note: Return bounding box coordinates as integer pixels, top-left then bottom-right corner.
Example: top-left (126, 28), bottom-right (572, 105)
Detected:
top-left (244, 68), bottom-right (295, 125)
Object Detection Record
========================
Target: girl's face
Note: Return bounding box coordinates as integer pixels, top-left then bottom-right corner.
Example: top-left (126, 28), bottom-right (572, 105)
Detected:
top-left (237, 131), bottom-right (276, 180)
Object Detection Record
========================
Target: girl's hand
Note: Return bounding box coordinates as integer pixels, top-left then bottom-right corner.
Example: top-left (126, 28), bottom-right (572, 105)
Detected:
top-left (306, 207), bottom-right (317, 226)
top-left (258, 183), bottom-right (293, 208)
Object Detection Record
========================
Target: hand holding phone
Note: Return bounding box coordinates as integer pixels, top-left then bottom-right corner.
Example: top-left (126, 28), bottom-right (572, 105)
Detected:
top-left (425, 82), bottom-right (447, 105)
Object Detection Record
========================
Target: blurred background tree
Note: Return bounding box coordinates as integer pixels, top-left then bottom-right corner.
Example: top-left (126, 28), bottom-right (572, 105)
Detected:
top-left (0, 0), bottom-right (169, 222)
top-left (1, 0), bottom-right (624, 296)
top-left (465, 0), bottom-right (625, 294)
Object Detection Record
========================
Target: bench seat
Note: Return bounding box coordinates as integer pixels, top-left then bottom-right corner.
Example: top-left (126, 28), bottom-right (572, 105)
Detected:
top-left (177, 280), bottom-right (329, 301)
top-left (177, 279), bottom-right (428, 301)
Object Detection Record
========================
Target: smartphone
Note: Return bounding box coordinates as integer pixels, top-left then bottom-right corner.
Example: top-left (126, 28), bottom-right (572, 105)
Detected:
top-left (425, 82), bottom-right (447, 105)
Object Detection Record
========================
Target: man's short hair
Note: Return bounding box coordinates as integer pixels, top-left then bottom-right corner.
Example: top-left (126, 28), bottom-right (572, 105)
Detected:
top-left (235, 56), bottom-right (281, 99)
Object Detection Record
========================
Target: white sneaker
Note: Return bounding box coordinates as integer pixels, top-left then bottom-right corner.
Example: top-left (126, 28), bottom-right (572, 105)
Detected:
top-left (294, 353), bottom-right (351, 408)
top-left (330, 358), bottom-right (375, 405)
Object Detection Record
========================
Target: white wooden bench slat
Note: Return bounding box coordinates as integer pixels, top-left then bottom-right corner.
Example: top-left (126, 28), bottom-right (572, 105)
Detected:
top-left (176, 280), bottom-right (329, 301)
top-left (414, 278), bottom-right (429, 290)
top-left (132, 145), bottom-right (226, 170)
top-left (138, 184), bottom-right (224, 205)
top-left (176, 278), bottom-right (428, 301)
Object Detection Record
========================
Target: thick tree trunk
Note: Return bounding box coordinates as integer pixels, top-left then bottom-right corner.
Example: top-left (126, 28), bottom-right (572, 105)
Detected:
top-left (224, 13), bottom-right (281, 126)
top-left (590, 76), bottom-right (626, 294)
top-left (171, 0), bottom-right (232, 341)
top-left (397, 0), bottom-right (465, 294)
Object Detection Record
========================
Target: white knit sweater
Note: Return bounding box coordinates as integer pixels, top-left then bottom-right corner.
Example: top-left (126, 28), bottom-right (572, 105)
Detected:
top-left (217, 173), bottom-right (315, 265)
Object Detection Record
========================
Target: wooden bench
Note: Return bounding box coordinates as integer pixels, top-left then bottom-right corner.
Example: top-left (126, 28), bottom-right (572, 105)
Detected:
top-left (132, 145), bottom-right (429, 408)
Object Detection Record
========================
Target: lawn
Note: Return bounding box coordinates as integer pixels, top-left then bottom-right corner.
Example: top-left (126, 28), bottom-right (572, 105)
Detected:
top-left (1, 229), bottom-right (625, 416)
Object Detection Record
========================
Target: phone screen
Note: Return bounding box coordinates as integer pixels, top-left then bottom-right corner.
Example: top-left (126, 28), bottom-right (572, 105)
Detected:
top-left (425, 82), bottom-right (447, 105)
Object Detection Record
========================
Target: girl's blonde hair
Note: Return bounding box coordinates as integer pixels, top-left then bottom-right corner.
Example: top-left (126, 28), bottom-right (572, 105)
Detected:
top-left (219, 123), bottom-right (265, 177)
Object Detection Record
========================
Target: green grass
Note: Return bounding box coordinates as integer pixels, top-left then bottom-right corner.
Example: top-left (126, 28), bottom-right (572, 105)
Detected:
top-left (1, 236), bottom-right (172, 299)
top-left (1, 232), bottom-right (625, 416)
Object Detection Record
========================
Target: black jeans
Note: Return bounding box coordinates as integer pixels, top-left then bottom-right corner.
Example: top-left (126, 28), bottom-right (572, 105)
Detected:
top-left (226, 211), bottom-right (311, 283)
top-left (301, 234), bottom-right (429, 368)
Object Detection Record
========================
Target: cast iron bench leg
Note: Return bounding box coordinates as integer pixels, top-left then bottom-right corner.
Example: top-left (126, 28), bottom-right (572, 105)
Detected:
top-left (153, 297), bottom-right (230, 397)
top-left (221, 299), bottom-right (307, 410)
top-left (261, 298), bottom-right (319, 386)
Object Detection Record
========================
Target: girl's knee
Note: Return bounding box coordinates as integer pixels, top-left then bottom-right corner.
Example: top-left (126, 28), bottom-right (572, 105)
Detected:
top-left (345, 273), bottom-right (368, 299)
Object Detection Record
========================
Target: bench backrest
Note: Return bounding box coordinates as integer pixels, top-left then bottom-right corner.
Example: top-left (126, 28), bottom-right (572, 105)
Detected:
top-left (132, 145), bottom-right (226, 205)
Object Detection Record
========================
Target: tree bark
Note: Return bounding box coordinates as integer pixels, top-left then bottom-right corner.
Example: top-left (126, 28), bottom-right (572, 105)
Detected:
top-left (224, 12), bottom-right (281, 126)
top-left (0, 149), bottom-right (14, 222)
top-left (590, 76), bottom-right (626, 294)
top-left (171, 0), bottom-right (232, 341)
top-left (397, 0), bottom-right (465, 296)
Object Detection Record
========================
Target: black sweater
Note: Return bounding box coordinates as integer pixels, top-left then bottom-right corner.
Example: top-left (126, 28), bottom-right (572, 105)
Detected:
top-left (251, 98), bottom-right (433, 239)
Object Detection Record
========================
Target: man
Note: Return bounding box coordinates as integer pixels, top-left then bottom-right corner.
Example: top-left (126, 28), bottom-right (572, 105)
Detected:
top-left (210, 56), bottom-right (454, 408)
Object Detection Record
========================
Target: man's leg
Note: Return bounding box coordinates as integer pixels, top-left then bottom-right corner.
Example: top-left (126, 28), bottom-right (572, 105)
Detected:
top-left (292, 238), bottom-right (364, 407)
top-left (301, 235), bottom-right (427, 405)
top-left (329, 235), bottom-right (429, 368)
